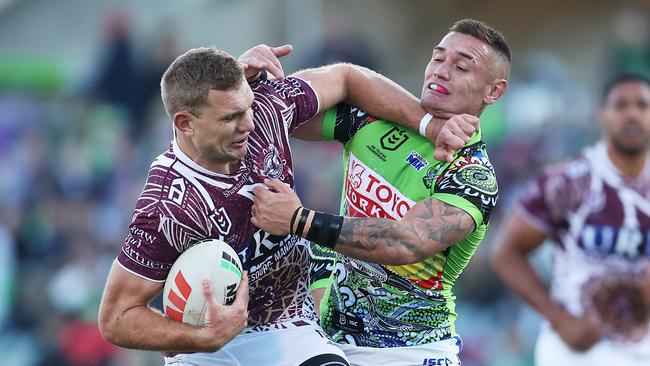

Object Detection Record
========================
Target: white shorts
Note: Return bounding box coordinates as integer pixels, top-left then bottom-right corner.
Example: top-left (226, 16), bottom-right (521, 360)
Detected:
top-left (338, 336), bottom-right (462, 366)
top-left (535, 323), bottom-right (650, 366)
top-left (164, 324), bottom-right (348, 366)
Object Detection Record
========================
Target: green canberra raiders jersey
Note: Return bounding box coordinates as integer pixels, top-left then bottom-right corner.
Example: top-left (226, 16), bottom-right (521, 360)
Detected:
top-left (310, 103), bottom-right (498, 348)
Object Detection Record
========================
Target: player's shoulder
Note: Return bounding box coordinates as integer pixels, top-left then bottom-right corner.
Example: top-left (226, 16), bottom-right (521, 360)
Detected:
top-left (135, 147), bottom-right (183, 208)
top-left (443, 140), bottom-right (497, 192)
top-left (453, 140), bottom-right (497, 173)
top-left (538, 154), bottom-right (590, 184)
top-left (434, 140), bottom-right (498, 221)
top-left (251, 76), bottom-right (314, 98)
top-left (144, 148), bottom-right (177, 186)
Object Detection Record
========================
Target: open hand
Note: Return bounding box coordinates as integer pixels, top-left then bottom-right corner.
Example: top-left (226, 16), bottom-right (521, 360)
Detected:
top-left (238, 44), bottom-right (293, 81)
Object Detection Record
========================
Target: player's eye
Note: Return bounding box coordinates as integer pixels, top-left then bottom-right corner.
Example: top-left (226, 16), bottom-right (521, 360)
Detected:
top-left (223, 113), bottom-right (240, 121)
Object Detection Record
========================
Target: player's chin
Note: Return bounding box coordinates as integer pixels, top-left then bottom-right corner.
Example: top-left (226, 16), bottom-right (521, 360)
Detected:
top-left (420, 94), bottom-right (447, 112)
top-left (230, 142), bottom-right (249, 157)
top-left (614, 138), bottom-right (648, 156)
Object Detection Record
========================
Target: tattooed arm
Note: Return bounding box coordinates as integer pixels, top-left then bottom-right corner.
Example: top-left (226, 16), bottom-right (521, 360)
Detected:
top-left (251, 179), bottom-right (475, 265)
top-left (336, 198), bottom-right (475, 265)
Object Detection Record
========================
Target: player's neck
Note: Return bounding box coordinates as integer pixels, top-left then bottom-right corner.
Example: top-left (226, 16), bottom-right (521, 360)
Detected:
top-left (176, 137), bottom-right (233, 175)
top-left (607, 143), bottom-right (647, 178)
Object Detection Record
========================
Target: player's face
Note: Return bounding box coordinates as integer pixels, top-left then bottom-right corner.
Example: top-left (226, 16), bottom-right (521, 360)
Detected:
top-left (190, 81), bottom-right (255, 171)
top-left (600, 81), bottom-right (650, 156)
top-left (421, 32), bottom-right (502, 116)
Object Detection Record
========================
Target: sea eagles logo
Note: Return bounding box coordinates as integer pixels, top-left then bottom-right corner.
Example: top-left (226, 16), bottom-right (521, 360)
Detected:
top-left (262, 145), bottom-right (285, 178)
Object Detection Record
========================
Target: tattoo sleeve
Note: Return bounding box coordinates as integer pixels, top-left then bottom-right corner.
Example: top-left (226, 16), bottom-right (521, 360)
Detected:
top-left (336, 198), bottom-right (475, 265)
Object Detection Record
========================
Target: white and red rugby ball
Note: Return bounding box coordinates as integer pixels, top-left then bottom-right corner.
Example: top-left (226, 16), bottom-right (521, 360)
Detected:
top-left (163, 239), bottom-right (243, 326)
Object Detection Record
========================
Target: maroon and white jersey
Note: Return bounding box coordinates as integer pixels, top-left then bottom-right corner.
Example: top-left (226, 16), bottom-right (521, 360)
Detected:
top-left (519, 141), bottom-right (650, 351)
top-left (117, 77), bottom-right (320, 332)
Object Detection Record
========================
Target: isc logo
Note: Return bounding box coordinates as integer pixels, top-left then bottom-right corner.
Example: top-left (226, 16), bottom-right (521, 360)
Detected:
top-left (422, 358), bottom-right (453, 366)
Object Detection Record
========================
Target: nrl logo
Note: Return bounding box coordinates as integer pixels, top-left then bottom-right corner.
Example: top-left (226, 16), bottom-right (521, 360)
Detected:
top-left (380, 127), bottom-right (409, 151)
top-left (262, 145), bottom-right (285, 178)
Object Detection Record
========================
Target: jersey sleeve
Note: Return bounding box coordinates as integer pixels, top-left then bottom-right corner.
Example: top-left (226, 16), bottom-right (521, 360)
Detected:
top-left (116, 202), bottom-right (180, 282)
top-left (308, 242), bottom-right (341, 291)
top-left (322, 103), bottom-right (377, 144)
top-left (432, 141), bottom-right (499, 227)
top-left (252, 76), bottom-right (320, 135)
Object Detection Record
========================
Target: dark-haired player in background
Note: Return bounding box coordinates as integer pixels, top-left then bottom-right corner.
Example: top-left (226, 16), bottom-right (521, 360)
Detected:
top-left (492, 73), bottom-right (650, 366)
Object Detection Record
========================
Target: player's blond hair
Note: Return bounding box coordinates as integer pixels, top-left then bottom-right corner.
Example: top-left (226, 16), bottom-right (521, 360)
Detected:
top-left (161, 47), bottom-right (244, 117)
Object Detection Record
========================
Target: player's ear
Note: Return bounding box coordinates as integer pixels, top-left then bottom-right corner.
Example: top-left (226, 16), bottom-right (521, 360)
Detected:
top-left (173, 111), bottom-right (194, 136)
top-left (484, 79), bottom-right (508, 105)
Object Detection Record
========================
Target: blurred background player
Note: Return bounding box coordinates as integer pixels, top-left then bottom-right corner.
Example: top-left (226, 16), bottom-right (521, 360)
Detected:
top-left (251, 19), bottom-right (510, 366)
top-left (491, 73), bottom-right (650, 366)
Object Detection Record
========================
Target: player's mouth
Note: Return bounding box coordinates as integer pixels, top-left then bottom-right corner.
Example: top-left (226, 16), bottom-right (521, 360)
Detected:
top-left (428, 83), bottom-right (450, 95)
top-left (622, 121), bottom-right (643, 137)
top-left (231, 136), bottom-right (248, 148)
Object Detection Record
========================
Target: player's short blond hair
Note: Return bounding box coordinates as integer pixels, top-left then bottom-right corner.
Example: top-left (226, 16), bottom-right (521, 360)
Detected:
top-left (161, 47), bottom-right (244, 117)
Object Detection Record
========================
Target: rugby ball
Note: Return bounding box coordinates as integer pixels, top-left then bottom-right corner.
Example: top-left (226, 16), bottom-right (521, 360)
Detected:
top-left (163, 239), bottom-right (243, 326)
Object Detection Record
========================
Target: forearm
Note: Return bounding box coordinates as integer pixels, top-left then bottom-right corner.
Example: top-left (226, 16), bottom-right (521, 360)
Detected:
top-left (336, 216), bottom-right (438, 265)
top-left (283, 198), bottom-right (473, 265)
top-left (295, 64), bottom-right (428, 133)
top-left (103, 305), bottom-right (220, 352)
top-left (492, 248), bottom-right (566, 325)
top-left (342, 65), bottom-right (425, 129)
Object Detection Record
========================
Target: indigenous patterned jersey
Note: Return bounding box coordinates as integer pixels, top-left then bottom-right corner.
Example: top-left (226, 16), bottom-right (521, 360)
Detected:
top-left (311, 104), bottom-right (498, 347)
top-left (519, 142), bottom-right (650, 348)
top-left (117, 77), bottom-right (321, 332)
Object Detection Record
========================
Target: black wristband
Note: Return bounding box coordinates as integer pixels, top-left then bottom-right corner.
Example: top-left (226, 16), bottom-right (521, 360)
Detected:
top-left (295, 207), bottom-right (310, 237)
top-left (289, 206), bottom-right (302, 235)
top-left (304, 210), bottom-right (343, 249)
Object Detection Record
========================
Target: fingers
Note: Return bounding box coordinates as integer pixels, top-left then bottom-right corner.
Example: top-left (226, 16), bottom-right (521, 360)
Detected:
top-left (250, 211), bottom-right (260, 228)
top-left (457, 118), bottom-right (478, 137)
top-left (434, 148), bottom-right (454, 163)
top-left (448, 123), bottom-right (472, 144)
top-left (238, 44), bottom-right (290, 80)
top-left (459, 114), bottom-right (480, 130)
top-left (233, 272), bottom-right (250, 308)
top-left (252, 184), bottom-right (269, 200)
top-left (202, 280), bottom-right (220, 309)
top-left (264, 178), bottom-right (291, 193)
top-left (436, 133), bottom-right (466, 152)
top-left (255, 45), bottom-right (285, 80)
top-left (272, 44), bottom-right (293, 58)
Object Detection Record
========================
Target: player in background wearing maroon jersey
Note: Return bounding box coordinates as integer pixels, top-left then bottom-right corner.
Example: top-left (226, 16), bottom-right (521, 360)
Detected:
top-left (492, 74), bottom-right (650, 366)
top-left (97, 45), bottom-right (475, 366)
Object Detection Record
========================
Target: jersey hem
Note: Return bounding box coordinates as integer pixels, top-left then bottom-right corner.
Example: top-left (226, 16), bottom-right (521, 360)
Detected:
top-left (115, 259), bottom-right (166, 283)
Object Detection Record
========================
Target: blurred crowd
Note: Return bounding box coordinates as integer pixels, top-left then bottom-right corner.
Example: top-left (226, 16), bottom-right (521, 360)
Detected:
top-left (0, 7), bottom-right (649, 366)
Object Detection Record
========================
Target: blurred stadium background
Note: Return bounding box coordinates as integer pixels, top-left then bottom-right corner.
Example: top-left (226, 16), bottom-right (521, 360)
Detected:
top-left (0, 0), bottom-right (649, 364)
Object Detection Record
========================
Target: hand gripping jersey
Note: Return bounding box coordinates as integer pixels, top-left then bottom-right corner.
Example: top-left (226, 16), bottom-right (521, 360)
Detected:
top-left (519, 141), bottom-right (650, 357)
top-left (117, 77), bottom-right (322, 332)
top-left (310, 104), bottom-right (499, 347)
